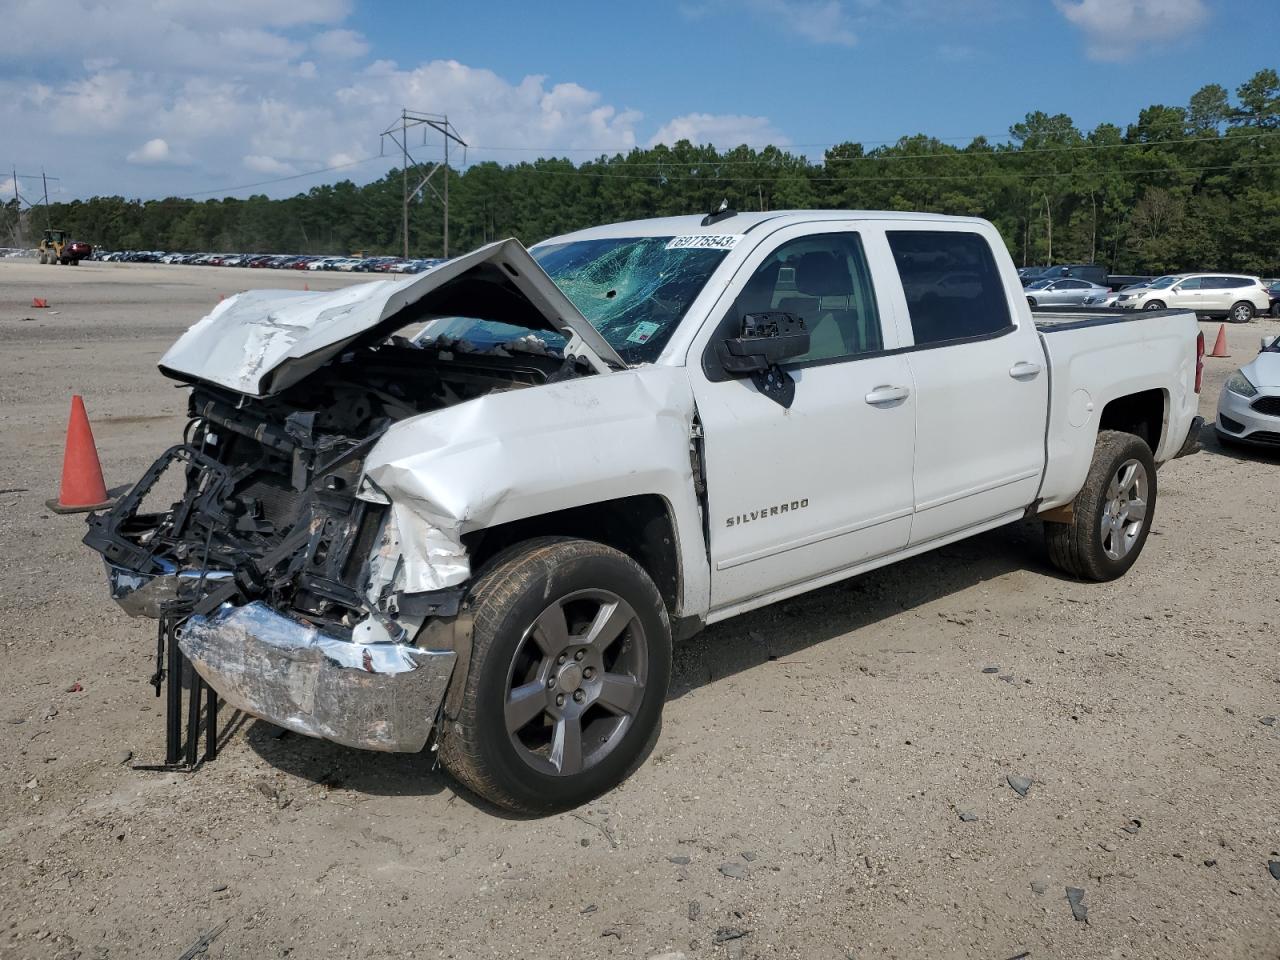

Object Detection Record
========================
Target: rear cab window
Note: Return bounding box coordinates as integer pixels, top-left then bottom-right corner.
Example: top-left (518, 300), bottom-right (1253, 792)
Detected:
top-left (886, 231), bottom-right (1012, 346)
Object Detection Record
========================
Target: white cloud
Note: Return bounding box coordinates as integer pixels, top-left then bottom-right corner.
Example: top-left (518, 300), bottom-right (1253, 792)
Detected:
top-left (0, 7), bottom-right (791, 201)
top-left (650, 113), bottom-right (790, 149)
top-left (243, 155), bottom-right (297, 175)
top-left (311, 29), bottom-right (370, 60)
top-left (1054, 0), bottom-right (1208, 60)
top-left (127, 138), bottom-right (172, 165)
top-left (682, 0), bottom-right (858, 46)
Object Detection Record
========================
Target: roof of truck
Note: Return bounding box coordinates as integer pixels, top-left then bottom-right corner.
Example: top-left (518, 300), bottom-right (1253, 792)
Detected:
top-left (539, 210), bottom-right (990, 246)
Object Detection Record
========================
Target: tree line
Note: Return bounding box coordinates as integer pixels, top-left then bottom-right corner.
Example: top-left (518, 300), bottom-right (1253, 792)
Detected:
top-left (6, 68), bottom-right (1279, 275)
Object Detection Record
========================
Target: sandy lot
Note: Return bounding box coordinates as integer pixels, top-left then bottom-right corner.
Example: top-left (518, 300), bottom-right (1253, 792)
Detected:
top-left (0, 258), bottom-right (1277, 960)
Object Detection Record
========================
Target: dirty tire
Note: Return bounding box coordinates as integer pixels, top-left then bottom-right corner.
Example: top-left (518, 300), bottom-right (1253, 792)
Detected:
top-left (439, 537), bottom-right (671, 814)
top-left (1045, 430), bottom-right (1157, 582)
top-left (1228, 301), bottom-right (1254, 324)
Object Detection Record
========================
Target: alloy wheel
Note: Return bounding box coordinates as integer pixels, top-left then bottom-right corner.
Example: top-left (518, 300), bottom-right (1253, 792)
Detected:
top-left (503, 589), bottom-right (648, 777)
top-left (1100, 458), bottom-right (1148, 561)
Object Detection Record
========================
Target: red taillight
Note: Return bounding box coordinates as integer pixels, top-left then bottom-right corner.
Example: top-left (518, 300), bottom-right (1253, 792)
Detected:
top-left (1195, 330), bottom-right (1205, 393)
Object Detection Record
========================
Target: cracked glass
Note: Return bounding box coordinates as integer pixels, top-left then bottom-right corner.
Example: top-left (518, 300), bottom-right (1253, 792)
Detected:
top-left (420, 237), bottom-right (731, 364)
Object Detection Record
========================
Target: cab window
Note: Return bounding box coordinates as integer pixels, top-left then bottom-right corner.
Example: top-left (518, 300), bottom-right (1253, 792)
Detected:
top-left (887, 231), bottom-right (1012, 346)
top-left (729, 233), bottom-right (883, 363)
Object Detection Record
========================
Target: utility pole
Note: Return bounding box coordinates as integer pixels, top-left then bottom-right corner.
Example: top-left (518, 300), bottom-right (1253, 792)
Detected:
top-left (380, 109), bottom-right (466, 259)
top-left (1042, 192), bottom-right (1053, 264)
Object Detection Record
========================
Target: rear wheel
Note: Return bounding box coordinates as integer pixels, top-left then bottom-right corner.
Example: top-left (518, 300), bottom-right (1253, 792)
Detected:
top-left (1143, 300), bottom-right (1164, 311)
top-left (439, 537), bottom-right (671, 814)
top-left (1045, 430), bottom-right (1157, 582)
top-left (1228, 301), bottom-right (1254, 324)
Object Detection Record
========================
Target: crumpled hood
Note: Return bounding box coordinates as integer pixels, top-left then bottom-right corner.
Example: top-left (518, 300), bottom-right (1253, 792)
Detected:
top-left (158, 238), bottom-right (626, 397)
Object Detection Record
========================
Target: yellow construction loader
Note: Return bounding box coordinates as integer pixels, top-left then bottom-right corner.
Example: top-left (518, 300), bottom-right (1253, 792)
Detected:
top-left (38, 229), bottom-right (90, 265)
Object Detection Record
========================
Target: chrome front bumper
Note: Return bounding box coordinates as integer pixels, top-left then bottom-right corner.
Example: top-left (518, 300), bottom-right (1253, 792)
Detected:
top-left (106, 560), bottom-right (234, 619)
top-left (176, 602), bottom-right (456, 753)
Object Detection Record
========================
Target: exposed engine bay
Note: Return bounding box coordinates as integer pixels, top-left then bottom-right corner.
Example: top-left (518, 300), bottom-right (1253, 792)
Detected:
top-left (84, 336), bottom-right (585, 637)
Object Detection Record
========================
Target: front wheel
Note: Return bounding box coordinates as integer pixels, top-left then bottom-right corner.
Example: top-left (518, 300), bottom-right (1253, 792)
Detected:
top-left (1045, 430), bottom-right (1157, 582)
top-left (1143, 300), bottom-right (1165, 311)
top-left (1228, 301), bottom-right (1254, 324)
top-left (439, 537), bottom-right (671, 814)
top-left (1026, 297), bottom-right (1038, 309)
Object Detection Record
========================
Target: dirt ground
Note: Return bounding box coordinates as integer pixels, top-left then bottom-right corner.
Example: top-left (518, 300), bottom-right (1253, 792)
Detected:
top-left (0, 258), bottom-right (1277, 960)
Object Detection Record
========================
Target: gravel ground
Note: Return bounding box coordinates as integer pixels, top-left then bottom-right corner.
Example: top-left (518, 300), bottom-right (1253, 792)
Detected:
top-left (0, 259), bottom-right (1277, 960)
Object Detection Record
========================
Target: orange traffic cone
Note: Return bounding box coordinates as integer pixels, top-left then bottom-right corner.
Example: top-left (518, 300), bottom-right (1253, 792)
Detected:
top-left (1208, 323), bottom-right (1230, 358)
top-left (46, 396), bottom-right (115, 514)
top-left (32, 297), bottom-right (49, 308)
top-left (303, 281), bottom-right (309, 291)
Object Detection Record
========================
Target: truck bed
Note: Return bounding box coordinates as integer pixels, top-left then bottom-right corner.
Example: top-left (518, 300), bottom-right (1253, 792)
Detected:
top-left (1033, 307), bottom-right (1189, 332)
top-left (1032, 304), bottom-right (1200, 511)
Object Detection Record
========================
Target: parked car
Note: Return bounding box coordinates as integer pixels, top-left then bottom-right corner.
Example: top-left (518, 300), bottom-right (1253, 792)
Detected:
top-left (1264, 279), bottom-right (1280, 317)
top-left (1083, 280), bottom-right (1154, 308)
top-left (1116, 273), bottom-right (1271, 322)
top-left (1023, 263), bottom-right (1109, 287)
top-left (83, 211), bottom-right (1204, 813)
top-left (1024, 277), bottom-right (1111, 308)
top-left (1216, 334), bottom-right (1280, 447)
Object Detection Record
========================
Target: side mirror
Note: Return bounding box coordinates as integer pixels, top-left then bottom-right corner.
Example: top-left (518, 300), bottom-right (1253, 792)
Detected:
top-left (717, 312), bottom-right (810, 374)
top-left (1264, 335), bottom-right (1280, 351)
top-left (1170, 284), bottom-right (1183, 293)
top-left (716, 312), bottom-right (810, 409)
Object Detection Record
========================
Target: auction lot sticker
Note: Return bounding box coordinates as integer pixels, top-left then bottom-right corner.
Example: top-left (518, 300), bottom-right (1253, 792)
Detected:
top-left (665, 234), bottom-right (743, 250)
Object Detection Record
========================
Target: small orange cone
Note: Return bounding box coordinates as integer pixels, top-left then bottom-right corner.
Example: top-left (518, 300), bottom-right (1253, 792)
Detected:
top-left (46, 396), bottom-right (115, 514)
top-left (1208, 323), bottom-right (1230, 358)
top-left (32, 297), bottom-right (49, 308)
top-left (303, 281), bottom-right (309, 291)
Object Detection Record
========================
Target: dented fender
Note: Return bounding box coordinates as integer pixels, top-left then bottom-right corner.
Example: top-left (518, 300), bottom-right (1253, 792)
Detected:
top-left (360, 366), bottom-right (712, 620)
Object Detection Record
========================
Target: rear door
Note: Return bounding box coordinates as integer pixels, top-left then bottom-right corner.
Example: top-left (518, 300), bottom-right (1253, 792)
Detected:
top-left (691, 223), bottom-right (915, 611)
top-left (883, 228), bottom-right (1048, 545)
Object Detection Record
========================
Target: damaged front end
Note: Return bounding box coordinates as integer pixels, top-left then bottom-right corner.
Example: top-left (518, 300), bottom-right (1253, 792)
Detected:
top-left (84, 239), bottom-right (612, 752)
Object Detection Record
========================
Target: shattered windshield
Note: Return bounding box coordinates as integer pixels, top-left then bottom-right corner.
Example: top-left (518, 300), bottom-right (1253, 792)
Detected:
top-left (419, 237), bottom-right (730, 364)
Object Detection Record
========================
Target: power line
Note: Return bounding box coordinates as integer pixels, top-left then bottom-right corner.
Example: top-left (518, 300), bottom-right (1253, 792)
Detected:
top-left (497, 158), bottom-right (1280, 184)
top-left (127, 155), bottom-right (385, 202)
top-left (465, 129), bottom-right (1280, 169)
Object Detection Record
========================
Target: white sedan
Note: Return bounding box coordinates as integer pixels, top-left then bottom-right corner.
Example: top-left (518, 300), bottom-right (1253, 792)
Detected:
top-left (1216, 334), bottom-right (1280, 448)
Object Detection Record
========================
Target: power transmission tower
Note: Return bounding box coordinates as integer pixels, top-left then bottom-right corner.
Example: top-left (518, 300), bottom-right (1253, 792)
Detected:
top-left (380, 109), bottom-right (466, 258)
top-left (5, 169), bottom-right (61, 246)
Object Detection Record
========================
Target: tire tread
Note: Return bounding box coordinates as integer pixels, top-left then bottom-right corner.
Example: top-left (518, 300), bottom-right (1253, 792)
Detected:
top-left (438, 537), bottom-right (669, 813)
top-left (1044, 430), bottom-right (1156, 582)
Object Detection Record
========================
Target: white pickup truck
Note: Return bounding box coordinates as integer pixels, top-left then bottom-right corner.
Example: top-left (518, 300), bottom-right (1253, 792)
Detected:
top-left (85, 210), bottom-right (1204, 813)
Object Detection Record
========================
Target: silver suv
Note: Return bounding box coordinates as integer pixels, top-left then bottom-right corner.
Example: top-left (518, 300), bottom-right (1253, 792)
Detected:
top-left (1116, 273), bottom-right (1270, 323)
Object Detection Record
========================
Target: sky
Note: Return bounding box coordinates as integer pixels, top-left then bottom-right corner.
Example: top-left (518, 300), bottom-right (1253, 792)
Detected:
top-left (1, 0), bottom-right (1276, 203)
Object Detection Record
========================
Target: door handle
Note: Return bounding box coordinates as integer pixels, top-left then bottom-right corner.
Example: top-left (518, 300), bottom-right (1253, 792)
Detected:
top-left (865, 385), bottom-right (910, 405)
top-left (1009, 361), bottom-right (1042, 381)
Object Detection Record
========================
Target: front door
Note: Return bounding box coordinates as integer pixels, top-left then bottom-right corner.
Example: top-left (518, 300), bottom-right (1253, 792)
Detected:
top-left (1167, 276), bottom-right (1205, 312)
top-left (690, 225), bottom-right (916, 613)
